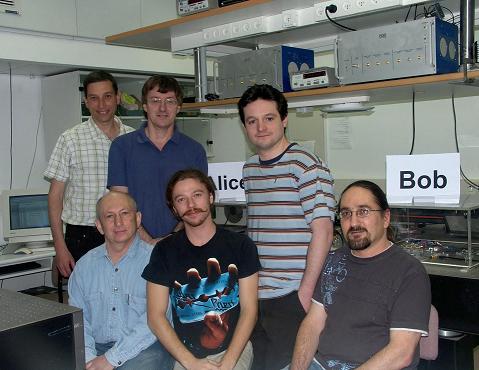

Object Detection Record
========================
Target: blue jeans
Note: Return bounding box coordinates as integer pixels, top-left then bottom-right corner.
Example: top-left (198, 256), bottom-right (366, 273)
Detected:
top-left (95, 340), bottom-right (173, 369)
top-left (308, 359), bottom-right (326, 370)
top-left (282, 358), bottom-right (326, 370)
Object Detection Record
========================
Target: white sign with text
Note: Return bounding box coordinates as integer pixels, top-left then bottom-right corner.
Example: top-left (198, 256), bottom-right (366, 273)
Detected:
top-left (208, 162), bottom-right (246, 202)
top-left (386, 153), bottom-right (460, 204)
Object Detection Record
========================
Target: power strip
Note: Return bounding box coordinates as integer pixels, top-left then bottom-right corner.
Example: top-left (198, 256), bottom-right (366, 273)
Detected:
top-left (314, 0), bottom-right (401, 21)
top-left (203, 16), bottom-right (269, 44)
top-left (173, 0), bottom-right (431, 51)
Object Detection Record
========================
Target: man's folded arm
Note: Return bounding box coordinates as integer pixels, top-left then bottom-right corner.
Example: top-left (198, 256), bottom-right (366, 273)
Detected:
top-left (290, 301), bottom-right (327, 370)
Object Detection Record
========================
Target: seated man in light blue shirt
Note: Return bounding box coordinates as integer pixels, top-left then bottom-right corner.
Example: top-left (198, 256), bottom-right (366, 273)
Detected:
top-left (68, 191), bottom-right (172, 370)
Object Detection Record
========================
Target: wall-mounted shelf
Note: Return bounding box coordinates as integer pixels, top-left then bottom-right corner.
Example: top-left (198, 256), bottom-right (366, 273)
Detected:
top-left (106, 0), bottom-right (450, 54)
top-left (181, 70), bottom-right (479, 111)
top-left (105, 0), bottom-right (473, 110)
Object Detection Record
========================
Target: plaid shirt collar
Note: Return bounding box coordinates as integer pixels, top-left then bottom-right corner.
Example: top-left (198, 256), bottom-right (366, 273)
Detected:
top-left (86, 116), bottom-right (124, 141)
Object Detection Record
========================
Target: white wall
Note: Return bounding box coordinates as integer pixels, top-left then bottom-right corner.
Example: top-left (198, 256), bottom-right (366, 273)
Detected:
top-left (0, 74), bottom-right (49, 241)
top-left (0, 74), bottom-right (49, 190)
top-left (325, 97), bottom-right (479, 182)
top-left (209, 109), bottom-right (326, 163)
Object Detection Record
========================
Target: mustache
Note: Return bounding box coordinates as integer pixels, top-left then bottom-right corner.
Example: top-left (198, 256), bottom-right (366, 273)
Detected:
top-left (179, 207), bottom-right (208, 218)
top-left (347, 226), bottom-right (367, 235)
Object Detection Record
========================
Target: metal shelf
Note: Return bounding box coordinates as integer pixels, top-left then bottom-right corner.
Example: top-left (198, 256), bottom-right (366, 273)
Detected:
top-left (181, 70), bottom-right (479, 111)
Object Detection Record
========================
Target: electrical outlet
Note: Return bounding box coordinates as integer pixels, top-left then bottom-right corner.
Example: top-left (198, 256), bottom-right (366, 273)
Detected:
top-left (314, 3), bottom-right (327, 21)
top-left (203, 17), bottom-right (266, 44)
top-left (342, 1), bottom-right (353, 11)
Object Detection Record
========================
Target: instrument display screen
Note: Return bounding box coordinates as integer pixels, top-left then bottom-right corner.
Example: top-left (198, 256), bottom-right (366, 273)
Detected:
top-left (303, 70), bottom-right (326, 79)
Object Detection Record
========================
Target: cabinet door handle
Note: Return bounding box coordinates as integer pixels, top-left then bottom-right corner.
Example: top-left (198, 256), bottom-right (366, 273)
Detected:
top-left (213, 60), bottom-right (222, 95)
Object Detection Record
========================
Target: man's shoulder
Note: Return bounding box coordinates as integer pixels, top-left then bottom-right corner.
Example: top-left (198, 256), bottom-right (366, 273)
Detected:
top-left (177, 131), bottom-right (205, 150)
top-left (326, 246), bottom-right (349, 261)
top-left (121, 123), bottom-right (136, 134)
top-left (216, 227), bottom-right (253, 244)
top-left (286, 144), bottom-right (325, 166)
top-left (244, 154), bottom-right (260, 166)
top-left (157, 230), bottom-right (186, 249)
top-left (74, 244), bottom-right (106, 270)
top-left (135, 238), bottom-right (155, 257)
top-left (390, 244), bottom-right (427, 273)
top-left (59, 121), bottom-right (91, 139)
top-left (112, 128), bottom-right (140, 145)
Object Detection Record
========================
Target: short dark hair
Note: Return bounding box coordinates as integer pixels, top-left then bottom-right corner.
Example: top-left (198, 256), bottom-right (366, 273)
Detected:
top-left (339, 180), bottom-right (395, 241)
top-left (237, 84), bottom-right (288, 125)
top-left (141, 75), bottom-right (183, 106)
top-left (83, 71), bottom-right (118, 97)
top-left (166, 169), bottom-right (215, 212)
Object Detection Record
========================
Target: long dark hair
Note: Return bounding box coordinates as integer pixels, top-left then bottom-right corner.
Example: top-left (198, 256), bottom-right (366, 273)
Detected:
top-left (339, 180), bottom-right (395, 241)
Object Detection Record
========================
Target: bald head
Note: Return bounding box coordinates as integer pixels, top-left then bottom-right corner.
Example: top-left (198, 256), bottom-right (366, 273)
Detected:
top-left (96, 191), bottom-right (137, 220)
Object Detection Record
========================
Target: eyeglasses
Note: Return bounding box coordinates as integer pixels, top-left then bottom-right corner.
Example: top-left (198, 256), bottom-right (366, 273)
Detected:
top-left (338, 208), bottom-right (383, 220)
top-left (147, 97), bottom-right (178, 106)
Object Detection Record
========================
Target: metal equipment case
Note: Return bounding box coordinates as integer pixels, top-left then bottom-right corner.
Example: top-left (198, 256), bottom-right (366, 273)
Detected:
top-left (177, 0), bottom-right (217, 16)
top-left (336, 17), bottom-right (459, 85)
top-left (215, 45), bottom-right (314, 99)
top-left (0, 289), bottom-right (85, 369)
top-left (390, 193), bottom-right (479, 269)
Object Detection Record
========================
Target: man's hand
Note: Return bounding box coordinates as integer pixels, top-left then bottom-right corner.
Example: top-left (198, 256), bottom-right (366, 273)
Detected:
top-left (85, 355), bottom-right (114, 370)
top-left (186, 357), bottom-right (221, 370)
top-left (298, 284), bottom-right (314, 312)
top-left (55, 244), bottom-right (75, 278)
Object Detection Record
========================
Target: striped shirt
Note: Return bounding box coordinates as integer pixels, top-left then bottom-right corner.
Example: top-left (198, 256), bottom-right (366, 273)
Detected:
top-left (243, 143), bottom-right (336, 299)
top-left (44, 117), bottom-right (134, 226)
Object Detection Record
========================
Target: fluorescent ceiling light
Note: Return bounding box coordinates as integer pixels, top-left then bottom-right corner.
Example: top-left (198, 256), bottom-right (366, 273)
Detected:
top-left (200, 107), bottom-right (238, 114)
top-left (319, 102), bottom-right (374, 113)
top-left (288, 95), bottom-right (370, 108)
top-left (198, 95), bottom-right (372, 114)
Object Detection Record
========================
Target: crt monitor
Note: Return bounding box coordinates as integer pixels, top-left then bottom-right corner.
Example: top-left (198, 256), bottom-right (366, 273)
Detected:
top-left (1, 189), bottom-right (52, 245)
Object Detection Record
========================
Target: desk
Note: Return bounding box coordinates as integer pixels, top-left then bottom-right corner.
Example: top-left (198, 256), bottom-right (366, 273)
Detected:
top-left (0, 250), bottom-right (55, 291)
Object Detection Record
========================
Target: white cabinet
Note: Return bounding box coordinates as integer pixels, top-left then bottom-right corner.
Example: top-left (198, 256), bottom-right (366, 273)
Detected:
top-left (76, 0), bottom-right (142, 39)
top-left (140, 0), bottom-right (178, 27)
top-left (0, 0), bottom-right (76, 36)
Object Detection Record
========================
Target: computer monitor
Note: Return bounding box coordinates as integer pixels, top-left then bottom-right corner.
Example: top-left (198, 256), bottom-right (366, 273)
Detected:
top-left (1, 189), bottom-right (52, 245)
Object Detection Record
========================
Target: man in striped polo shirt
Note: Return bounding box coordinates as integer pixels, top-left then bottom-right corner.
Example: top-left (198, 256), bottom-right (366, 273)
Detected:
top-left (238, 84), bottom-right (336, 370)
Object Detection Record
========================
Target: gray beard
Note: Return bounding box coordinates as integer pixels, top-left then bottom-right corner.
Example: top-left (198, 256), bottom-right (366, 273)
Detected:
top-left (347, 236), bottom-right (371, 251)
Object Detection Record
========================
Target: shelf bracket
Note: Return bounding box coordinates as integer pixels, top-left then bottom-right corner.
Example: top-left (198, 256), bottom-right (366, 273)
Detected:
top-left (460, 0), bottom-right (476, 79)
top-left (194, 47), bottom-right (208, 102)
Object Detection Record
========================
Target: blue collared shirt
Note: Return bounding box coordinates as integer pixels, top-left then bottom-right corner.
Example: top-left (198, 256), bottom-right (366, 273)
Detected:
top-left (68, 235), bottom-right (156, 367)
top-left (107, 123), bottom-right (208, 238)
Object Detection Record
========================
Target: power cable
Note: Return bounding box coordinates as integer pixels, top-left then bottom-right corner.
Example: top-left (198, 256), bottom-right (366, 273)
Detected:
top-left (451, 93), bottom-right (479, 190)
top-left (325, 5), bottom-right (357, 32)
top-left (26, 105), bottom-right (43, 188)
top-left (408, 90), bottom-right (416, 155)
top-left (9, 64), bottom-right (13, 189)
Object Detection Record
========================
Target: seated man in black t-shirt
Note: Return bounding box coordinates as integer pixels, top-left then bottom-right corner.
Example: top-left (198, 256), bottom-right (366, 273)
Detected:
top-left (143, 169), bottom-right (261, 370)
top-left (290, 180), bottom-right (431, 370)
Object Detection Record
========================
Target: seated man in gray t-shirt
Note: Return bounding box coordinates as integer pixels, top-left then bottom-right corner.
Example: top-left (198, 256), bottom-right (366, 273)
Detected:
top-left (290, 180), bottom-right (431, 370)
